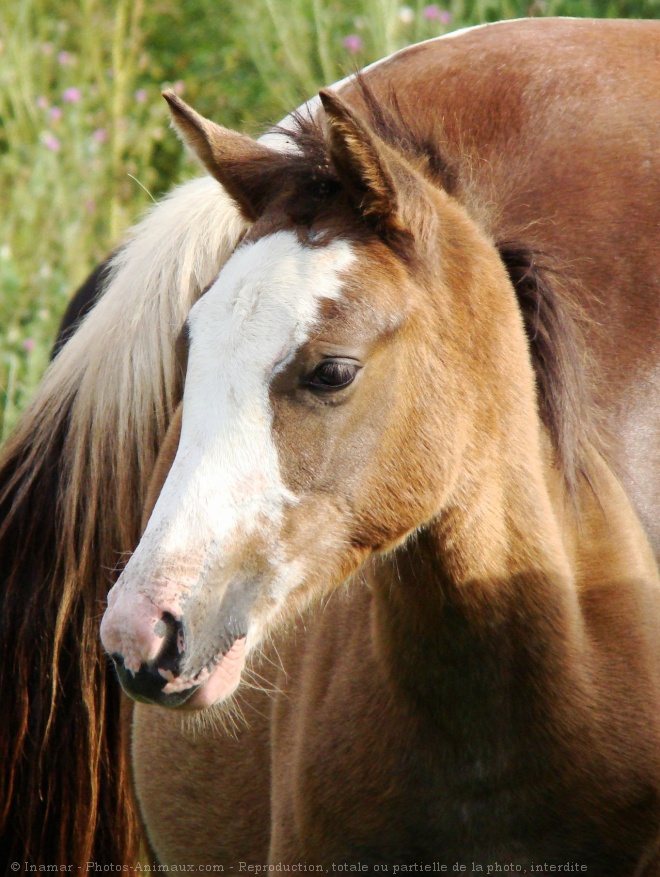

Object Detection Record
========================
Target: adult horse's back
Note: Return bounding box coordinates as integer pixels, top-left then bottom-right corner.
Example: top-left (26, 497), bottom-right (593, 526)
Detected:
top-left (0, 17), bottom-right (658, 869)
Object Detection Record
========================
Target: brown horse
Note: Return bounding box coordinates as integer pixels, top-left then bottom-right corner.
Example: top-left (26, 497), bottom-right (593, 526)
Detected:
top-left (1, 16), bottom-right (659, 871)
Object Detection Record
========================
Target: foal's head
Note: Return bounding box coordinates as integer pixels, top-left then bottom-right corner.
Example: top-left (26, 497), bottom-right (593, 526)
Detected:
top-left (100, 88), bottom-right (539, 708)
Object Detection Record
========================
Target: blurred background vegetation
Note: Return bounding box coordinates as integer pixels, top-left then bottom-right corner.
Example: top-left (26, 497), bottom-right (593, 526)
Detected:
top-left (0, 0), bottom-right (657, 438)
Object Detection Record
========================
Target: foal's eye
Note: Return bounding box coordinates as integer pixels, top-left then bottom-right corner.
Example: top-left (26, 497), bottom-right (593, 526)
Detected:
top-left (307, 359), bottom-right (360, 392)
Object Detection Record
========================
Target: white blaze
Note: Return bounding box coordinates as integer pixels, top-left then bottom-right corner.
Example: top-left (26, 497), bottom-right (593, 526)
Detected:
top-left (120, 231), bottom-right (354, 604)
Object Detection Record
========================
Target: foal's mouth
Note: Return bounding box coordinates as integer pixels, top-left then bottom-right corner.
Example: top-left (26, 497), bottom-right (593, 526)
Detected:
top-left (163, 635), bottom-right (247, 709)
top-left (112, 634), bottom-right (247, 709)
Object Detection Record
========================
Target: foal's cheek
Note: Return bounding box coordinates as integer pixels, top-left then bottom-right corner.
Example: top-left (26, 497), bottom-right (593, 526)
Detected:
top-left (270, 397), bottom-right (340, 493)
top-left (269, 355), bottom-right (425, 561)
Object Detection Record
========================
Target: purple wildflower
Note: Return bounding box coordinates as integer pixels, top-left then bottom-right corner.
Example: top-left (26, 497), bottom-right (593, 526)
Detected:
top-left (57, 50), bottom-right (72, 66)
top-left (49, 106), bottom-right (63, 121)
top-left (22, 338), bottom-right (36, 353)
top-left (342, 34), bottom-right (364, 54)
top-left (134, 88), bottom-right (148, 103)
top-left (43, 133), bottom-right (61, 152)
top-left (424, 5), bottom-right (452, 23)
top-left (92, 128), bottom-right (108, 143)
top-left (62, 86), bottom-right (82, 103)
top-left (36, 96), bottom-right (49, 110)
top-left (424, 5), bottom-right (452, 22)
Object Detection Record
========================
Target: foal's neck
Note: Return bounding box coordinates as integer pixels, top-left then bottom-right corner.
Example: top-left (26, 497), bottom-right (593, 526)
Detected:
top-left (369, 430), bottom-right (655, 727)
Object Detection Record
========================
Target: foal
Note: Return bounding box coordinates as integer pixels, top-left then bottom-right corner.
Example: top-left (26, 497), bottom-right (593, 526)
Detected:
top-left (1, 16), bottom-right (657, 870)
top-left (102, 79), bottom-right (660, 870)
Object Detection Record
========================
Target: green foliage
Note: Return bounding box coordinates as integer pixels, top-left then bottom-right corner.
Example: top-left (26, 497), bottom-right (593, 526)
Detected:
top-left (0, 0), bottom-right (657, 439)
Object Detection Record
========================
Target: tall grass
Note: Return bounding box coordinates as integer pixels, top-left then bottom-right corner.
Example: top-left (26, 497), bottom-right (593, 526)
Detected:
top-left (0, 0), bottom-right (174, 435)
top-left (0, 0), bottom-right (656, 439)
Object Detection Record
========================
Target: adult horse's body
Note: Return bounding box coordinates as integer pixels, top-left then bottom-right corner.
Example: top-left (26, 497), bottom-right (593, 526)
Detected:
top-left (1, 16), bottom-right (659, 871)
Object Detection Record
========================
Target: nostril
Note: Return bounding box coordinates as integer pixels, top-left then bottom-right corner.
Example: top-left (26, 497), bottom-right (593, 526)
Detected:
top-left (107, 612), bottom-right (184, 681)
top-left (154, 611), bottom-right (182, 644)
top-left (153, 611), bottom-right (184, 677)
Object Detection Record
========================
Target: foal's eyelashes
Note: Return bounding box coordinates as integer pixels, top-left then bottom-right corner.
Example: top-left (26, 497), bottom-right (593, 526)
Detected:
top-left (305, 358), bottom-right (362, 392)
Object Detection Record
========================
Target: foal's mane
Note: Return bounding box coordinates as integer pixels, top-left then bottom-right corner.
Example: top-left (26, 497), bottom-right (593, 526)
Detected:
top-left (274, 79), bottom-right (598, 496)
top-left (498, 244), bottom-right (598, 498)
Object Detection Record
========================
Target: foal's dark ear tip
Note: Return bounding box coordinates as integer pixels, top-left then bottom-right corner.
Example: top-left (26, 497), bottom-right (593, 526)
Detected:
top-left (162, 90), bottom-right (185, 115)
top-left (319, 89), bottom-right (346, 117)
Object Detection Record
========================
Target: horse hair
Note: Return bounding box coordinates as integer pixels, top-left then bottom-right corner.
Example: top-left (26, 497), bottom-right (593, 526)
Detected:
top-left (0, 176), bottom-right (248, 867)
top-left (0, 394), bottom-right (139, 863)
top-left (497, 244), bottom-right (599, 498)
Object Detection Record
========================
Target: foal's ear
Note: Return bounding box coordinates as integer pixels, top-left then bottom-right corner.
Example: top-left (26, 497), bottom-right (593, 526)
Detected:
top-left (163, 91), bottom-right (279, 221)
top-left (319, 89), bottom-right (414, 240)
